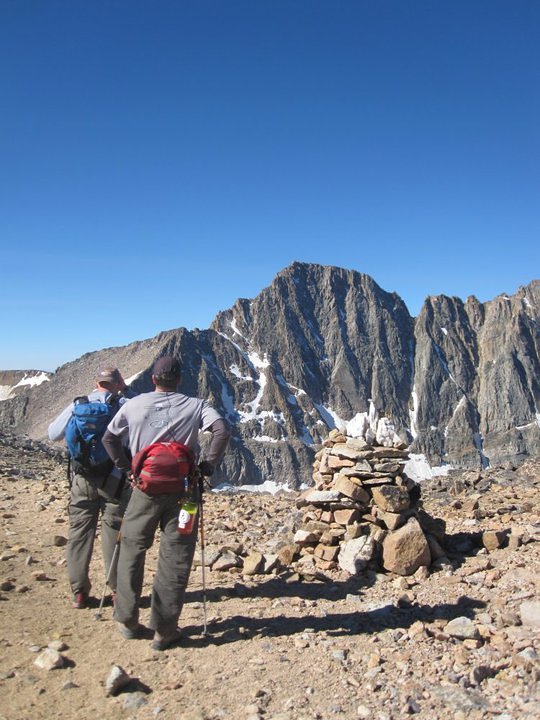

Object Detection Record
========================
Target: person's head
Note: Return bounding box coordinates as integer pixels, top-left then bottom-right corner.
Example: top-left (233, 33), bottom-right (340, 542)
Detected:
top-left (152, 356), bottom-right (181, 391)
top-left (95, 366), bottom-right (125, 395)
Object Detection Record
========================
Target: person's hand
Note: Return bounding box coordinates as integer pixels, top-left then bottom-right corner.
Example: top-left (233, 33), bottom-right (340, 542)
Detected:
top-left (198, 460), bottom-right (215, 477)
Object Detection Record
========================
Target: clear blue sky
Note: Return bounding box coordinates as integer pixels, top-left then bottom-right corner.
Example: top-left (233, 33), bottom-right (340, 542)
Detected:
top-left (1, 1), bottom-right (538, 371)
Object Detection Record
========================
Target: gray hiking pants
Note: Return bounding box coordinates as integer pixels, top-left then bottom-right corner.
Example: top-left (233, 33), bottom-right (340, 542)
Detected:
top-left (114, 487), bottom-right (198, 635)
top-left (67, 471), bottom-right (130, 595)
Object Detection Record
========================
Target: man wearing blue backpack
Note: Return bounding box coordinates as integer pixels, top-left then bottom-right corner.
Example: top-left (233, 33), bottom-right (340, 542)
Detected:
top-left (48, 367), bottom-right (136, 609)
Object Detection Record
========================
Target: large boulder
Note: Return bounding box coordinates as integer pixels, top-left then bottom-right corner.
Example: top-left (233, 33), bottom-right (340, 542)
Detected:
top-left (382, 517), bottom-right (431, 576)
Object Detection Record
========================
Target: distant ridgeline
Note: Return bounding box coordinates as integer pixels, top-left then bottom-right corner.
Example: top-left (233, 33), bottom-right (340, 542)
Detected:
top-left (0, 263), bottom-right (538, 488)
top-left (0, 370), bottom-right (50, 402)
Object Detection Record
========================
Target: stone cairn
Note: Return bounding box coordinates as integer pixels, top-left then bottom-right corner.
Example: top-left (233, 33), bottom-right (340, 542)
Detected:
top-left (293, 414), bottom-right (446, 578)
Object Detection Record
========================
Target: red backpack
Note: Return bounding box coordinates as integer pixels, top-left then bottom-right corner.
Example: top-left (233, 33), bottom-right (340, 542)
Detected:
top-left (131, 442), bottom-right (195, 496)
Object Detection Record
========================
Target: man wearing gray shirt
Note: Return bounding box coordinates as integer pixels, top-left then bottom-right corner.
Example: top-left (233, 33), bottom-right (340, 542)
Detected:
top-left (102, 355), bottom-right (230, 651)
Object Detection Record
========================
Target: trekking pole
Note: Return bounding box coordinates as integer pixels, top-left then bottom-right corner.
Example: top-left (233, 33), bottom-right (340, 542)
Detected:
top-left (95, 531), bottom-right (121, 621)
top-left (198, 474), bottom-right (208, 637)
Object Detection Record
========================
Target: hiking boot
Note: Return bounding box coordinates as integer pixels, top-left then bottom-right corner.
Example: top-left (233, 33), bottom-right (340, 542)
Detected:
top-left (117, 622), bottom-right (143, 640)
top-left (72, 591), bottom-right (87, 609)
top-left (151, 629), bottom-right (182, 651)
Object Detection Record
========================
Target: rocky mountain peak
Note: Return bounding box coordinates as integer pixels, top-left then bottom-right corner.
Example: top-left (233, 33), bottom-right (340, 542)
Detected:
top-left (1, 263), bottom-right (538, 487)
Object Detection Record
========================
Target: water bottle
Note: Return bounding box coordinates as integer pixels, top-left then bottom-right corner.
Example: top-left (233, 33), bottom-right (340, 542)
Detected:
top-left (177, 498), bottom-right (198, 535)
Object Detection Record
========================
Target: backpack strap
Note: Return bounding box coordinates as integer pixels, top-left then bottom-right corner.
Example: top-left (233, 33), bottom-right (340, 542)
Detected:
top-left (104, 391), bottom-right (120, 407)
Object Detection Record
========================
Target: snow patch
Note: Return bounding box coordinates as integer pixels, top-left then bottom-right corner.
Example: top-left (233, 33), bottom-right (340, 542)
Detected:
top-left (433, 344), bottom-right (457, 384)
top-left (0, 372), bottom-right (50, 401)
top-left (230, 317), bottom-right (246, 339)
top-left (516, 421), bottom-right (536, 430)
top-left (16, 372), bottom-right (50, 389)
top-left (213, 480), bottom-right (295, 495)
top-left (229, 364), bottom-right (253, 381)
top-left (200, 352), bottom-right (238, 422)
top-left (404, 453), bottom-right (453, 482)
top-left (219, 378), bottom-right (237, 421)
top-left (247, 351), bottom-right (270, 371)
top-left (314, 404), bottom-right (346, 431)
top-left (125, 370), bottom-right (144, 385)
top-left (236, 352), bottom-right (270, 422)
top-left (409, 388), bottom-right (418, 439)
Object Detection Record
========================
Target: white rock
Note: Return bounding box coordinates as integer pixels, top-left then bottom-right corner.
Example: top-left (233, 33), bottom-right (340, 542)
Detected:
top-left (302, 490), bottom-right (341, 504)
top-left (519, 600), bottom-right (540, 628)
top-left (338, 536), bottom-right (375, 574)
top-left (346, 413), bottom-right (369, 439)
top-left (262, 553), bottom-right (279, 573)
top-left (105, 664), bottom-right (131, 696)
top-left (293, 529), bottom-right (320, 544)
top-left (34, 647), bottom-right (64, 670)
top-left (212, 551), bottom-right (241, 572)
top-left (357, 704), bottom-right (372, 718)
top-left (375, 417), bottom-right (401, 447)
top-left (444, 616), bottom-right (479, 639)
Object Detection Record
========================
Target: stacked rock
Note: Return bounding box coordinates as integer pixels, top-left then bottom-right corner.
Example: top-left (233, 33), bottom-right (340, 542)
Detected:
top-left (293, 426), bottom-right (445, 578)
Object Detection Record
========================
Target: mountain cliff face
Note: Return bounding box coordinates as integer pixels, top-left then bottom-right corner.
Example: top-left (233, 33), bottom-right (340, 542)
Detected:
top-left (411, 282), bottom-right (540, 468)
top-left (0, 263), bottom-right (538, 487)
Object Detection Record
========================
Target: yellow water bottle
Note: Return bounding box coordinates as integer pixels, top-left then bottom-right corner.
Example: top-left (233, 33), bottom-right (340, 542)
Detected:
top-left (177, 498), bottom-right (197, 535)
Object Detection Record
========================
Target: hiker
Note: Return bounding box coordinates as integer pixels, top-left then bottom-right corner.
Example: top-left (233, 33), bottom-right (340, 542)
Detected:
top-left (102, 355), bottom-right (230, 650)
top-left (48, 366), bottom-right (136, 609)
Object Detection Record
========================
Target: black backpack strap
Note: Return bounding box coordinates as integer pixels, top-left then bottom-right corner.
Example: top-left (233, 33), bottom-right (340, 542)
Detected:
top-left (67, 455), bottom-right (73, 489)
top-left (104, 391), bottom-right (120, 407)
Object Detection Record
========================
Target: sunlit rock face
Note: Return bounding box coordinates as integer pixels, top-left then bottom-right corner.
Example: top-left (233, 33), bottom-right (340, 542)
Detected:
top-left (1, 264), bottom-right (538, 487)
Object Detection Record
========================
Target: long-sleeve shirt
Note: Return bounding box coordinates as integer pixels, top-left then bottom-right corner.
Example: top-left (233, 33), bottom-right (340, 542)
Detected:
top-left (47, 388), bottom-right (136, 442)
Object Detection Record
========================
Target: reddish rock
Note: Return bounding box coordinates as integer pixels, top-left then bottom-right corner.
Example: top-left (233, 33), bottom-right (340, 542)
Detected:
top-left (382, 518), bottom-right (431, 576)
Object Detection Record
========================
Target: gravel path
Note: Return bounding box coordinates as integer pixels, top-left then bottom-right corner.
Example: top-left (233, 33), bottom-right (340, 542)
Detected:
top-left (0, 438), bottom-right (539, 720)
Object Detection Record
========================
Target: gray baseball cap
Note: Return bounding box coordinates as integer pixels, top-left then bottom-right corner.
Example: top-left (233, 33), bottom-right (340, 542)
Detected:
top-left (96, 366), bottom-right (122, 384)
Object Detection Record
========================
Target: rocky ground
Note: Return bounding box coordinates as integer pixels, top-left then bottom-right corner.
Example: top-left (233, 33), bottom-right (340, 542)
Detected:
top-left (0, 431), bottom-right (539, 720)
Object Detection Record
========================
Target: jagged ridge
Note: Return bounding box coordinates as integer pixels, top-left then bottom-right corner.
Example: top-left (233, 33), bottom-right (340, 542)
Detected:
top-left (0, 263), bottom-right (538, 487)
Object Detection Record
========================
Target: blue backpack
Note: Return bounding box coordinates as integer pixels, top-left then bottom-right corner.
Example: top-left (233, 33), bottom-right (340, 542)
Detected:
top-left (65, 395), bottom-right (118, 475)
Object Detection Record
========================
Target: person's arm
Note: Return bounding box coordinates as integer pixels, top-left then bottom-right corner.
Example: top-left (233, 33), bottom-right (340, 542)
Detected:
top-left (47, 404), bottom-right (73, 442)
top-left (102, 429), bottom-right (131, 474)
top-left (198, 418), bottom-right (230, 477)
top-left (119, 386), bottom-right (137, 401)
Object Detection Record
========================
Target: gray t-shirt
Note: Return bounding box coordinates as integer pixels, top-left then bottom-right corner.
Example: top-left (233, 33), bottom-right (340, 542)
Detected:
top-left (106, 391), bottom-right (223, 458)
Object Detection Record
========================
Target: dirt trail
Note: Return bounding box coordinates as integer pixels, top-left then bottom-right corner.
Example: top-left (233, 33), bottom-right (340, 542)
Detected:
top-left (0, 442), bottom-right (539, 720)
